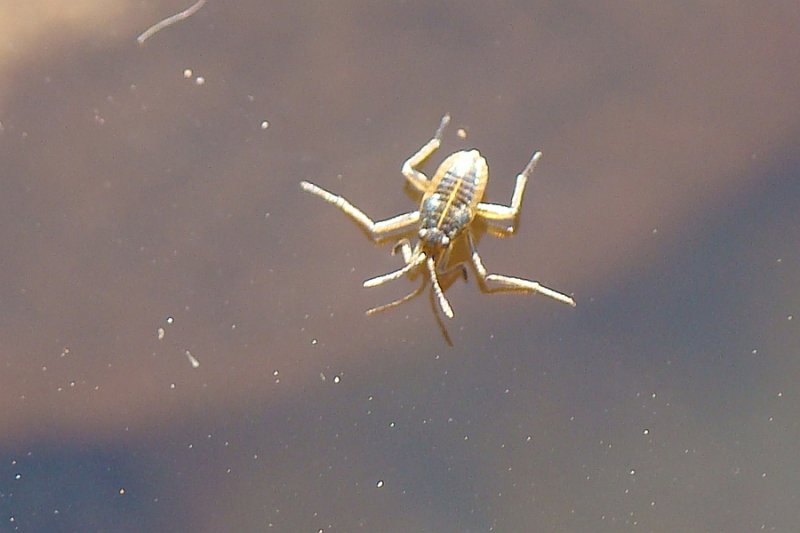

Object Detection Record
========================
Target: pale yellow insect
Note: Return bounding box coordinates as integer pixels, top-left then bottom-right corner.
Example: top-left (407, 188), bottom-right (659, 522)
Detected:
top-left (300, 114), bottom-right (575, 319)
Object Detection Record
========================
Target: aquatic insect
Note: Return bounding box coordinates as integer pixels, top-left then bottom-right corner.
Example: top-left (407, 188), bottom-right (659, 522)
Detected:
top-left (300, 114), bottom-right (575, 319)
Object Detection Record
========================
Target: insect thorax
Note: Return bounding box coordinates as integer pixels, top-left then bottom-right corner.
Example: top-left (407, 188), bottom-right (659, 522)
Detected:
top-left (418, 150), bottom-right (488, 248)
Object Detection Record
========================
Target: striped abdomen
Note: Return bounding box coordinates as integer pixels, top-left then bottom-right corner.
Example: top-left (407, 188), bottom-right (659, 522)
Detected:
top-left (418, 150), bottom-right (488, 248)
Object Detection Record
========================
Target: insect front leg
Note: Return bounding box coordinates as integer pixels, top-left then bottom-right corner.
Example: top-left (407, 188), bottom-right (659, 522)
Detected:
top-left (401, 114), bottom-right (451, 192)
top-left (466, 232), bottom-right (575, 307)
top-left (476, 151), bottom-right (540, 233)
top-left (300, 181), bottom-right (420, 241)
top-left (426, 256), bottom-right (454, 318)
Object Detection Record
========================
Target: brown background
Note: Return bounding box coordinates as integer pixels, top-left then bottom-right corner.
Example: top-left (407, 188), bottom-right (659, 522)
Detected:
top-left (1, 1), bottom-right (799, 531)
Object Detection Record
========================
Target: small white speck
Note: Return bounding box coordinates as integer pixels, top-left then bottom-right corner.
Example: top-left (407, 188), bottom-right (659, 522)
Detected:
top-left (642, 429), bottom-right (650, 435)
top-left (185, 350), bottom-right (200, 368)
top-left (333, 375), bottom-right (341, 384)
top-left (260, 121), bottom-right (270, 130)
top-left (157, 327), bottom-right (165, 340)
top-left (166, 316), bottom-right (174, 325)
top-left (195, 76), bottom-right (205, 85)
top-left (118, 488), bottom-right (126, 495)
top-left (183, 69), bottom-right (193, 78)
top-left (456, 128), bottom-right (467, 139)
top-left (376, 480), bottom-right (384, 488)
top-left (311, 339), bottom-right (318, 345)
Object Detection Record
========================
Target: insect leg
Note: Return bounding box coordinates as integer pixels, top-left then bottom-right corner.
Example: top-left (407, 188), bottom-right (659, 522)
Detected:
top-left (427, 256), bottom-right (454, 318)
top-left (467, 232), bottom-right (575, 307)
top-left (363, 252), bottom-right (425, 287)
top-left (365, 278), bottom-right (427, 316)
top-left (300, 181), bottom-right (420, 241)
top-left (391, 238), bottom-right (415, 263)
top-left (401, 114), bottom-right (451, 192)
top-left (476, 151), bottom-right (540, 232)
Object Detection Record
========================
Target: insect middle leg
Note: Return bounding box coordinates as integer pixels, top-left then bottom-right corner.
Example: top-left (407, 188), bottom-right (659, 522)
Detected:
top-left (300, 181), bottom-right (420, 241)
top-left (401, 114), bottom-right (451, 192)
top-left (466, 232), bottom-right (576, 307)
top-left (475, 151), bottom-right (541, 233)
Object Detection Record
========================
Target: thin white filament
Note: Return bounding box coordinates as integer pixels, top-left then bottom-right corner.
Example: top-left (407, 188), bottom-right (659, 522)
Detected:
top-left (137, 0), bottom-right (207, 45)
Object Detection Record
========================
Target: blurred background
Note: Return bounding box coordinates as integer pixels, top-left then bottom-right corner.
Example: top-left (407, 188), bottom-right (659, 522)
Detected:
top-left (1, 1), bottom-right (799, 531)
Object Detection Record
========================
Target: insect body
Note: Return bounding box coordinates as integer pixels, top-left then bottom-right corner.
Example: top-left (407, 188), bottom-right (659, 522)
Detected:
top-left (300, 114), bottom-right (575, 319)
top-left (419, 150), bottom-right (487, 250)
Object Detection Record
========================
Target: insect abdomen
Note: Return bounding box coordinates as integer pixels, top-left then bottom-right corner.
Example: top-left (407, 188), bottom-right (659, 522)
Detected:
top-left (419, 150), bottom-right (488, 244)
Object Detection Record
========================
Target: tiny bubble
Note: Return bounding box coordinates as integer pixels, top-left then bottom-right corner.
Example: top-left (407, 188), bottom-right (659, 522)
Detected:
top-left (456, 128), bottom-right (467, 139)
top-left (166, 316), bottom-right (174, 324)
top-left (642, 429), bottom-right (649, 435)
top-left (333, 375), bottom-right (341, 384)
top-left (119, 488), bottom-right (126, 495)
top-left (195, 76), bottom-right (205, 85)
top-left (14, 473), bottom-right (21, 480)
top-left (260, 121), bottom-right (270, 130)
top-left (157, 327), bottom-right (165, 340)
top-left (376, 480), bottom-right (384, 488)
top-left (630, 469), bottom-right (636, 475)
top-left (311, 339), bottom-right (318, 345)
top-left (183, 69), bottom-right (193, 78)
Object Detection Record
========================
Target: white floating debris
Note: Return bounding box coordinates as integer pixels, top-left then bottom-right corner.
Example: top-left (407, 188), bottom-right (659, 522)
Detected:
top-left (185, 350), bottom-right (200, 368)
